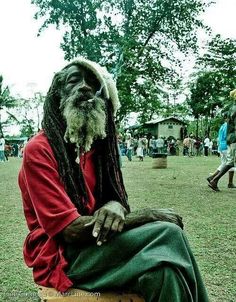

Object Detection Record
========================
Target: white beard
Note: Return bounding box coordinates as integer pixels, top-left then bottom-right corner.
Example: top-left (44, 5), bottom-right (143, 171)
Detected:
top-left (62, 95), bottom-right (107, 158)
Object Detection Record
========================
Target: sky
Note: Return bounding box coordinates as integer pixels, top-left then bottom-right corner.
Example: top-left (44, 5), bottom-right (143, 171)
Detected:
top-left (0, 0), bottom-right (236, 134)
top-left (0, 0), bottom-right (235, 98)
top-left (0, 0), bottom-right (65, 98)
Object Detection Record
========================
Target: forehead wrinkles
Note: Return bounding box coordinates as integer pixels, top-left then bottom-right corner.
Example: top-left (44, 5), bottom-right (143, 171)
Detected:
top-left (65, 65), bottom-right (81, 80)
top-left (64, 64), bottom-right (97, 80)
top-left (62, 67), bottom-right (73, 82)
top-left (59, 63), bottom-right (102, 96)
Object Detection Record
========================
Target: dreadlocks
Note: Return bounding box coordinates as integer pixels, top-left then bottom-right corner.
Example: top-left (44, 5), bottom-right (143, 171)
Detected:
top-left (42, 62), bottom-right (130, 215)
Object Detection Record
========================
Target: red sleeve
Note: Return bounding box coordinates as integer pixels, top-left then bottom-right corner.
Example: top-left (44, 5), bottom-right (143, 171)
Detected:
top-left (21, 136), bottom-right (80, 238)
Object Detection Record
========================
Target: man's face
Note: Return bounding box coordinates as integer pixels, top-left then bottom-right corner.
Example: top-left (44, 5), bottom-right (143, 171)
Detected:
top-left (62, 65), bottom-right (101, 105)
top-left (60, 64), bottom-right (107, 153)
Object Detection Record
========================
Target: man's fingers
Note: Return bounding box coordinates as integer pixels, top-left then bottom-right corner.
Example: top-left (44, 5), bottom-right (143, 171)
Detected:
top-left (117, 220), bottom-right (125, 232)
top-left (110, 218), bottom-right (120, 232)
top-left (111, 217), bottom-right (124, 233)
top-left (89, 201), bottom-right (127, 245)
top-left (96, 215), bottom-right (125, 245)
top-left (96, 215), bottom-right (114, 245)
top-left (92, 212), bottom-right (106, 238)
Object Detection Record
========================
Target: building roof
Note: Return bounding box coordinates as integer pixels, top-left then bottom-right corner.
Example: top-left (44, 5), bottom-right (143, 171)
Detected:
top-left (5, 137), bottom-right (28, 143)
top-left (144, 116), bottom-right (186, 125)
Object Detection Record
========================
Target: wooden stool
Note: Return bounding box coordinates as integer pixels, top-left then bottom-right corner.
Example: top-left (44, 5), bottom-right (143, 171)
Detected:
top-left (38, 286), bottom-right (144, 302)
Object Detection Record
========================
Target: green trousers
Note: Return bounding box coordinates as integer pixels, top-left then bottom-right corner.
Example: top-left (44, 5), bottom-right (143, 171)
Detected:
top-left (65, 222), bottom-right (209, 302)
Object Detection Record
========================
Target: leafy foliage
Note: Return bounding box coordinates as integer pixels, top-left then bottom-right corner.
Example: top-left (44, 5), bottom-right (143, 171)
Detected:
top-left (19, 118), bottom-right (35, 137)
top-left (0, 75), bottom-right (18, 135)
top-left (188, 71), bottom-right (223, 118)
top-left (31, 0), bottom-right (211, 121)
top-left (190, 35), bottom-right (236, 116)
top-left (0, 76), bottom-right (16, 111)
top-left (188, 35), bottom-right (236, 136)
top-left (16, 92), bottom-right (45, 137)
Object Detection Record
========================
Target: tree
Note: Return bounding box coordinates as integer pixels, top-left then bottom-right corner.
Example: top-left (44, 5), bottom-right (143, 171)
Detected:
top-left (31, 0), bottom-right (212, 121)
top-left (188, 71), bottom-right (220, 137)
top-left (16, 92), bottom-right (45, 137)
top-left (0, 75), bottom-right (18, 135)
top-left (188, 35), bottom-right (236, 137)
top-left (197, 35), bottom-right (236, 102)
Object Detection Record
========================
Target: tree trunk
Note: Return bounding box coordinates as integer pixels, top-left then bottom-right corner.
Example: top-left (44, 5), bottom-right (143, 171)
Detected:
top-left (196, 117), bottom-right (199, 138)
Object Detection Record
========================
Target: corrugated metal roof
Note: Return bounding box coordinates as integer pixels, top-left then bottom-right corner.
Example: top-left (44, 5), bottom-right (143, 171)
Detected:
top-left (144, 116), bottom-right (186, 125)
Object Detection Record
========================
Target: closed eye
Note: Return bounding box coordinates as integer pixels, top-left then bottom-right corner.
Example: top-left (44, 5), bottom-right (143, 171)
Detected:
top-left (67, 76), bottom-right (79, 84)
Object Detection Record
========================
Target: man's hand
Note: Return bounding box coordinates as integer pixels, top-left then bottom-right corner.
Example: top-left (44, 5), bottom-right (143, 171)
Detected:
top-left (62, 206), bottom-right (183, 247)
top-left (125, 208), bottom-right (184, 230)
top-left (85, 201), bottom-right (127, 246)
top-left (147, 208), bottom-right (183, 229)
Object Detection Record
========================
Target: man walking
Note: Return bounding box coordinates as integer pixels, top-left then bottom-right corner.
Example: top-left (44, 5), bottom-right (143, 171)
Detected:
top-left (207, 114), bottom-right (236, 190)
top-left (208, 89), bottom-right (236, 191)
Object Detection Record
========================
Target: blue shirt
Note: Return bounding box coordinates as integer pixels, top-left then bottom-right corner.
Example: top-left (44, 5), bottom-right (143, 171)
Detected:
top-left (218, 122), bottom-right (228, 151)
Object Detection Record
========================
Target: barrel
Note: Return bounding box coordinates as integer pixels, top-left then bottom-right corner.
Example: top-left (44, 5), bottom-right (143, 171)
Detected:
top-left (152, 153), bottom-right (167, 169)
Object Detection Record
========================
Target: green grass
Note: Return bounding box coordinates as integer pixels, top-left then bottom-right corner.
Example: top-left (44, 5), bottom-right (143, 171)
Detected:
top-left (0, 156), bottom-right (235, 301)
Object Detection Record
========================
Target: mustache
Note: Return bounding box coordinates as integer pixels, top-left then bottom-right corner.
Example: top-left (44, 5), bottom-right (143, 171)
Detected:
top-left (60, 90), bottom-right (96, 111)
top-left (73, 91), bottom-right (95, 105)
top-left (60, 86), bottom-right (104, 111)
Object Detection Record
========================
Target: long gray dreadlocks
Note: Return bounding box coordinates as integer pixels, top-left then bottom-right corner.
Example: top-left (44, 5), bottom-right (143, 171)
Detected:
top-left (42, 62), bottom-right (130, 215)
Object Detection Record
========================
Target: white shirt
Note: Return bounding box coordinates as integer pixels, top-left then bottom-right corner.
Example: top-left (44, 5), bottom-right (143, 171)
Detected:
top-left (204, 137), bottom-right (210, 147)
top-left (0, 138), bottom-right (5, 151)
top-left (156, 138), bottom-right (164, 148)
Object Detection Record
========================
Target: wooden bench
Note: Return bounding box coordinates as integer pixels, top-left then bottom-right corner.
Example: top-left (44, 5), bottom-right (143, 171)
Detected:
top-left (38, 286), bottom-right (144, 302)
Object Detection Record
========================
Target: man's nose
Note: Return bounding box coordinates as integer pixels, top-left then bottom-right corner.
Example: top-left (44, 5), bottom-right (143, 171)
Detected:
top-left (78, 79), bottom-right (92, 92)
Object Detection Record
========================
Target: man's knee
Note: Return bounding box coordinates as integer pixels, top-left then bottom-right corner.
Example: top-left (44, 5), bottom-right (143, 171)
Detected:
top-left (157, 221), bottom-right (183, 236)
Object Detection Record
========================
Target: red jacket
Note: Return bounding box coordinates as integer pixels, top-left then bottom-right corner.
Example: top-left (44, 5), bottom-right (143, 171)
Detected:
top-left (18, 131), bottom-right (96, 292)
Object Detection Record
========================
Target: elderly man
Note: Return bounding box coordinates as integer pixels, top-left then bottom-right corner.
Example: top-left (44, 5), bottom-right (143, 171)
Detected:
top-left (208, 89), bottom-right (236, 191)
top-left (18, 58), bottom-right (209, 302)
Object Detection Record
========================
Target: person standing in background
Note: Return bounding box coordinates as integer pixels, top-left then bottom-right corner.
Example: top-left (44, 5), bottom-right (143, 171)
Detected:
top-left (148, 136), bottom-right (156, 156)
top-left (0, 134), bottom-right (6, 162)
top-left (182, 135), bottom-right (190, 156)
top-left (136, 136), bottom-right (145, 161)
top-left (208, 139), bottom-right (213, 156)
top-left (203, 136), bottom-right (210, 156)
top-left (125, 131), bottom-right (133, 161)
top-left (156, 136), bottom-right (165, 154)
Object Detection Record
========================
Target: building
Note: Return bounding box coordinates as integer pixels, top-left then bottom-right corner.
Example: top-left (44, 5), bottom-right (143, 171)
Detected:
top-left (5, 136), bottom-right (28, 145)
top-left (143, 117), bottom-right (187, 139)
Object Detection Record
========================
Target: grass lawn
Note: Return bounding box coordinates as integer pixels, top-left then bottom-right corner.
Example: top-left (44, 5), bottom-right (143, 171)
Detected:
top-left (0, 155), bottom-right (235, 302)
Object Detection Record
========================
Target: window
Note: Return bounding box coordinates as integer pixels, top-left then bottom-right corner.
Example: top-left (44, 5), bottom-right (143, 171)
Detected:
top-left (168, 124), bottom-right (173, 129)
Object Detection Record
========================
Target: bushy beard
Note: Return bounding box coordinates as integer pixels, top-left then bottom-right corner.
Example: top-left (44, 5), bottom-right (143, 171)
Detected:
top-left (61, 91), bottom-right (107, 156)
